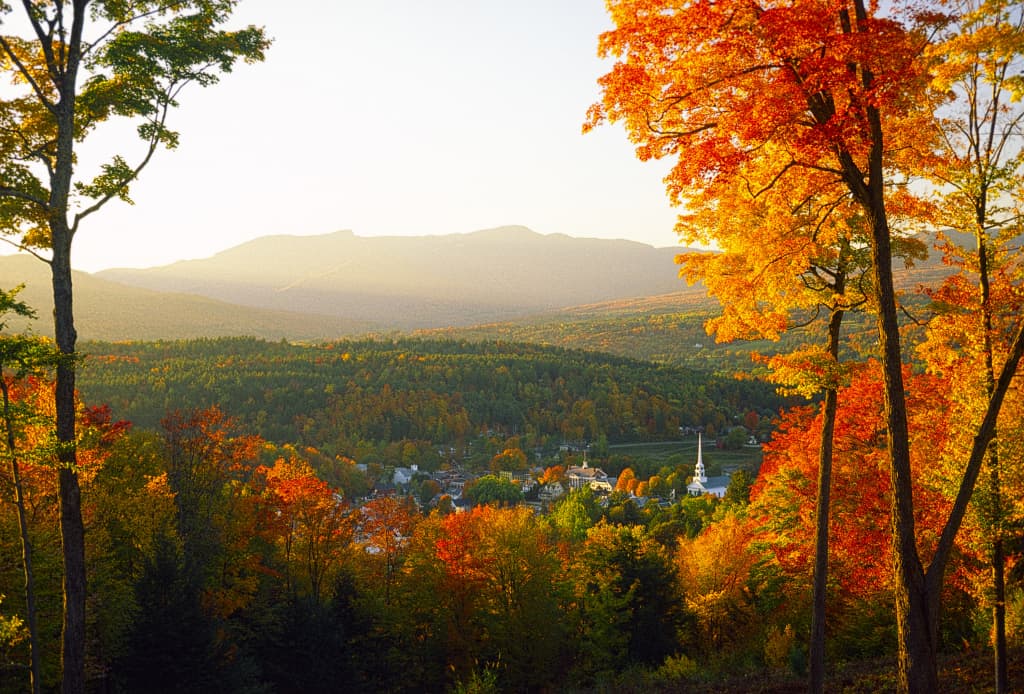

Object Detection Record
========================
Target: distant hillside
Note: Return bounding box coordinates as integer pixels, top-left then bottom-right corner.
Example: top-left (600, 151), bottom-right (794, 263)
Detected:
top-left (96, 226), bottom-right (693, 329)
top-left (415, 244), bottom-right (953, 373)
top-left (0, 254), bottom-right (371, 341)
top-left (2, 226), bottom-right (955, 348)
top-left (416, 291), bottom-right (723, 366)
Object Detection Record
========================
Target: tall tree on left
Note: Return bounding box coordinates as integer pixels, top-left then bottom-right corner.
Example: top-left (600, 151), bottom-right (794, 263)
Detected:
top-left (0, 4), bottom-right (268, 691)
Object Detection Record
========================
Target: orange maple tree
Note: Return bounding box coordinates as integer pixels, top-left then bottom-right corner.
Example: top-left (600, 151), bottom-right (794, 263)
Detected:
top-left (587, 2), bottom-right (1024, 690)
top-left (750, 364), bottom-right (977, 659)
top-left (258, 455), bottom-right (352, 604)
top-left (917, 3), bottom-right (1024, 687)
top-left (357, 495), bottom-right (418, 606)
top-left (159, 407), bottom-right (265, 620)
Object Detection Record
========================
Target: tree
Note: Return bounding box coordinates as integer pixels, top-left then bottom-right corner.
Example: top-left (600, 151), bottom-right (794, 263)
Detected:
top-left (919, 3), bottom-right (1024, 689)
top-left (488, 447), bottom-right (527, 473)
top-left (750, 366), bottom-right (961, 643)
top-left (675, 512), bottom-right (761, 660)
top-left (615, 467), bottom-right (637, 494)
top-left (0, 368), bottom-right (130, 691)
top-left (587, 3), bottom-right (1024, 690)
top-left (550, 487), bottom-right (601, 541)
top-left (83, 428), bottom-right (177, 686)
top-left (0, 287), bottom-right (55, 694)
top-left (723, 469), bottom-right (753, 507)
top-left (259, 456), bottom-right (352, 605)
top-left (470, 507), bottom-right (569, 690)
top-left (159, 405), bottom-right (267, 644)
top-left (575, 522), bottom-right (688, 674)
top-left (539, 464), bottom-right (565, 485)
top-left (0, 5), bottom-right (267, 690)
top-left (358, 495), bottom-right (417, 606)
top-left (463, 474), bottom-right (523, 507)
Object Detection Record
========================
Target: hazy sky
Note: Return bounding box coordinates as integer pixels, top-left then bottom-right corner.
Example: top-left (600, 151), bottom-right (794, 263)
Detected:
top-left (33, 1), bottom-right (683, 272)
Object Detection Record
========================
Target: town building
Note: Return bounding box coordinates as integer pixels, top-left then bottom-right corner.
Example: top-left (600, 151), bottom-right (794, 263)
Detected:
top-left (686, 433), bottom-right (730, 498)
top-left (565, 456), bottom-right (616, 493)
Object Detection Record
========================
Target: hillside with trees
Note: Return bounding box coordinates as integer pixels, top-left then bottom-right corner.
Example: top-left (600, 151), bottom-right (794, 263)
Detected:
top-left (2, 354), bottom-right (1021, 693)
top-left (75, 337), bottom-right (787, 461)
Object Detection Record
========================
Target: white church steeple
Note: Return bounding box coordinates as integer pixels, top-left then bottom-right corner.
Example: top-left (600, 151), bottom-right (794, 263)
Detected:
top-left (694, 432), bottom-right (707, 483)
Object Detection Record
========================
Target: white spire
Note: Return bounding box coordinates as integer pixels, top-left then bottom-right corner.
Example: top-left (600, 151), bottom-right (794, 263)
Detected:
top-left (695, 432), bottom-right (707, 483)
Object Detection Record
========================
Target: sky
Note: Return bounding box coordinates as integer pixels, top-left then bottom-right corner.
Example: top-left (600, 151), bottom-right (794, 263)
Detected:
top-left (7, 1), bottom-right (684, 273)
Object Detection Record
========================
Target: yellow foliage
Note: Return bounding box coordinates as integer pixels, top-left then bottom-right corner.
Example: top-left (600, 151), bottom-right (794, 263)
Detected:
top-left (764, 624), bottom-right (797, 669)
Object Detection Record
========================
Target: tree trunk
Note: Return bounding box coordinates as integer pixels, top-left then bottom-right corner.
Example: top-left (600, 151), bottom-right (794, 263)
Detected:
top-left (867, 190), bottom-right (940, 694)
top-left (50, 12), bottom-right (86, 685)
top-left (993, 531), bottom-right (1007, 693)
top-left (975, 229), bottom-right (1008, 693)
top-left (1, 376), bottom-right (42, 694)
top-left (51, 237), bottom-right (85, 694)
top-left (809, 273), bottom-right (846, 694)
top-left (867, 213), bottom-right (940, 692)
top-left (808, 388), bottom-right (837, 694)
top-left (834, 8), bottom-right (940, 679)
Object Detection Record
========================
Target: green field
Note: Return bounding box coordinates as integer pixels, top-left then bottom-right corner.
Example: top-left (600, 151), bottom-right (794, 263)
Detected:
top-left (609, 438), bottom-right (763, 477)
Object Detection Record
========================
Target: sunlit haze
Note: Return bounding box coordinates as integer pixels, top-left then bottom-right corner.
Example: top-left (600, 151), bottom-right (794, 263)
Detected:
top-left (26, 1), bottom-right (682, 273)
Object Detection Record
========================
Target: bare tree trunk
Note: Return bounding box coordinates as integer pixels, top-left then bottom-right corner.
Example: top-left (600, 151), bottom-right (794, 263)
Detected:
top-left (808, 388), bottom-right (837, 694)
top-left (50, 11), bottom-right (86, 681)
top-left (869, 221), bottom-right (938, 694)
top-left (834, 8), bottom-right (940, 680)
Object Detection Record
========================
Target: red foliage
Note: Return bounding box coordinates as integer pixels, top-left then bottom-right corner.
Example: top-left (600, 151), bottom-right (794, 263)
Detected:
top-left (751, 363), bottom-right (956, 600)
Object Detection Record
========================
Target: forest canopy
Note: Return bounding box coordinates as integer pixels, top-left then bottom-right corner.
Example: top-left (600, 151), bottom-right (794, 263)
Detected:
top-left (76, 337), bottom-right (788, 456)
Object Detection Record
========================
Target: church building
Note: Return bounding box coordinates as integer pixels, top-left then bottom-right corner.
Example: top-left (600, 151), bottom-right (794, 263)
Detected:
top-left (565, 455), bottom-right (616, 493)
top-left (686, 433), bottom-right (731, 498)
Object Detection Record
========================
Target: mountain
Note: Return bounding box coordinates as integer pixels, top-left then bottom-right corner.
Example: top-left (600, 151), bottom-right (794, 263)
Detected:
top-left (3, 225), bottom-right (955, 344)
top-left (96, 226), bottom-right (695, 329)
top-left (0, 254), bottom-right (371, 341)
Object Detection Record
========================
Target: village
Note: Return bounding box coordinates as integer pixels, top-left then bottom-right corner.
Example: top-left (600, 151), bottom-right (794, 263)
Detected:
top-left (360, 431), bottom-right (757, 516)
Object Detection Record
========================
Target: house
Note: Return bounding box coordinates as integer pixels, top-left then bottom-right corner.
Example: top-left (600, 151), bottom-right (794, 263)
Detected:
top-left (392, 464), bottom-right (418, 487)
top-left (686, 433), bottom-right (730, 498)
top-left (538, 480), bottom-right (567, 502)
top-left (499, 470), bottom-right (538, 495)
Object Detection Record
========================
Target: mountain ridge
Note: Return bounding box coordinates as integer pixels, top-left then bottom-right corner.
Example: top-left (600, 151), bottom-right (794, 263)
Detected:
top-left (0, 254), bottom-right (373, 341)
top-left (1, 225), bottom-right (953, 344)
top-left (95, 226), bottom-right (696, 329)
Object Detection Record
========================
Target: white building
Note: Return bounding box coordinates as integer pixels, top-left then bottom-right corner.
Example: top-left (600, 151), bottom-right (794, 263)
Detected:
top-left (565, 456), bottom-right (615, 493)
top-left (686, 433), bottom-right (730, 498)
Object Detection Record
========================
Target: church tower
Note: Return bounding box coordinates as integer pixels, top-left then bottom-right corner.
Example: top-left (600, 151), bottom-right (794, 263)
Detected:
top-left (694, 432), bottom-right (707, 483)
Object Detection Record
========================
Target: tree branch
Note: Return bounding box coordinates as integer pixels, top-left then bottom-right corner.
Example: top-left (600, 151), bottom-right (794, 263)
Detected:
top-left (927, 317), bottom-right (1024, 588)
top-left (0, 236), bottom-right (52, 265)
top-left (19, 0), bottom-right (63, 92)
top-left (81, 1), bottom-right (192, 60)
top-left (0, 185), bottom-right (49, 209)
top-left (0, 35), bottom-right (56, 113)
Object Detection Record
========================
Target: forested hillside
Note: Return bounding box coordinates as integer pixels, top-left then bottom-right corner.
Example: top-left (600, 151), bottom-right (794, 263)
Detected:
top-left (418, 293), bottom-right (900, 374)
top-left (4, 344), bottom-right (1019, 694)
top-left (77, 337), bottom-right (788, 463)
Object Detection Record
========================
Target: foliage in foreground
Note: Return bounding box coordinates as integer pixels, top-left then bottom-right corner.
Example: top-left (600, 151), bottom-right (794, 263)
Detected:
top-left (0, 359), bottom-right (1021, 691)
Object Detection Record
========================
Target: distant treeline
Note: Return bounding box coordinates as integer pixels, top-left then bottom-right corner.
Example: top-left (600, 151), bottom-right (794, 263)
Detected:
top-left (77, 337), bottom-right (791, 460)
top-left (420, 304), bottom-right (912, 374)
